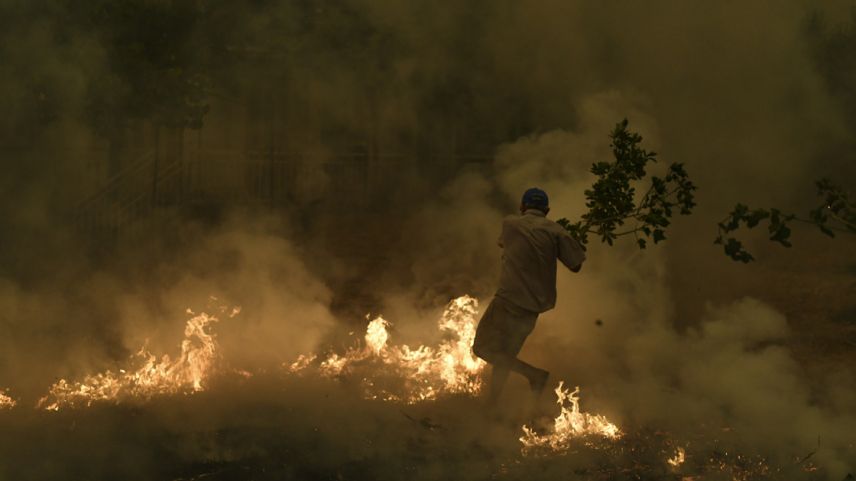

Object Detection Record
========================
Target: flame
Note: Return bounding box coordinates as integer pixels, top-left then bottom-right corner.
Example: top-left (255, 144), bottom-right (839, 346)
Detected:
top-left (667, 446), bottom-right (686, 467)
top-left (289, 295), bottom-right (485, 402)
top-left (0, 390), bottom-right (15, 409)
top-left (288, 354), bottom-right (317, 373)
top-left (520, 381), bottom-right (621, 452)
top-left (37, 310), bottom-right (224, 411)
top-left (364, 316), bottom-right (390, 355)
top-left (319, 353), bottom-right (350, 377)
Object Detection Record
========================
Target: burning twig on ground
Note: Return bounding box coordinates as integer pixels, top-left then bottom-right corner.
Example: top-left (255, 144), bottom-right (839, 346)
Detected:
top-left (400, 410), bottom-right (443, 431)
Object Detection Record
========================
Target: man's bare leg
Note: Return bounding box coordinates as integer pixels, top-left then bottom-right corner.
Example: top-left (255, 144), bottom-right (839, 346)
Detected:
top-left (488, 366), bottom-right (510, 405)
top-left (487, 354), bottom-right (549, 400)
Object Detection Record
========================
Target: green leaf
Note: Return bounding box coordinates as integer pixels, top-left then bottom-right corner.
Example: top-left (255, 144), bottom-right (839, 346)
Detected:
top-left (724, 238), bottom-right (754, 263)
top-left (564, 119), bottom-right (698, 252)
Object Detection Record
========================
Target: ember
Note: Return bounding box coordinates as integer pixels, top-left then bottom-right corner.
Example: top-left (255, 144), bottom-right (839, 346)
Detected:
top-left (667, 446), bottom-right (686, 467)
top-left (0, 390), bottom-right (15, 409)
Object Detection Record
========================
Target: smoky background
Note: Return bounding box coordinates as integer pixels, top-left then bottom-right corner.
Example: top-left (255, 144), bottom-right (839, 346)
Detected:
top-left (1, 0), bottom-right (856, 478)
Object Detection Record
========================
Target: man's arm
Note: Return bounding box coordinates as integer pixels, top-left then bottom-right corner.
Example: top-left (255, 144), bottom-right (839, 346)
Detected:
top-left (557, 230), bottom-right (585, 272)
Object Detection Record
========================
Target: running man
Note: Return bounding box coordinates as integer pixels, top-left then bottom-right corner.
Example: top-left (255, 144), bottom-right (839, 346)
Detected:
top-left (472, 187), bottom-right (586, 403)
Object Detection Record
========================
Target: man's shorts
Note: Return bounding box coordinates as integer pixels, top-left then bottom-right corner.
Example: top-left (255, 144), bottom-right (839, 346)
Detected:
top-left (472, 296), bottom-right (538, 362)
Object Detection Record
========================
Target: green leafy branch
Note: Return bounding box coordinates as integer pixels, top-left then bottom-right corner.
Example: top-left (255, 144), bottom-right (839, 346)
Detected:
top-left (558, 119), bottom-right (697, 250)
top-left (715, 179), bottom-right (855, 262)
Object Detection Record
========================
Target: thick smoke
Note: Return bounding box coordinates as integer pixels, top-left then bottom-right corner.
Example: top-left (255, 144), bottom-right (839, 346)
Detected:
top-left (1, 0), bottom-right (855, 479)
top-left (0, 211), bottom-right (336, 401)
top-left (425, 91), bottom-right (856, 476)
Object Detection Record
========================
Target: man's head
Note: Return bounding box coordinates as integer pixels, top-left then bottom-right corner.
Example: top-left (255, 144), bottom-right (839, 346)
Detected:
top-left (520, 187), bottom-right (549, 215)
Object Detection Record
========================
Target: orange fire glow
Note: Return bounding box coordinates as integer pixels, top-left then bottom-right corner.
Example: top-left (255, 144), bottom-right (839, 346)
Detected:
top-left (520, 381), bottom-right (621, 452)
top-left (0, 390), bottom-right (15, 409)
top-left (289, 295), bottom-right (485, 402)
top-left (667, 446), bottom-right (686, 467)
top-left (37, 308), bottom-right (234, 411)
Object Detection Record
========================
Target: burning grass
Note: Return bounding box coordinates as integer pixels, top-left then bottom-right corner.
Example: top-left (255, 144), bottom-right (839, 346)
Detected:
top-left (0, 375), bottom-right (838, 481)
top-left (36, 306), bottom-right (239, 411)
top-left (0, 295), bottom-right (852, 480)
top-left (289, 295), bottom-right (485, 402)
top-left (520, 382), bottom-right (621, 453)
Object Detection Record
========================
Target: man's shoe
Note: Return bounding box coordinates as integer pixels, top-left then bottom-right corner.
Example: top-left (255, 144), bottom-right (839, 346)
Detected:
top-left (529, 368), bottom-right (550, 396)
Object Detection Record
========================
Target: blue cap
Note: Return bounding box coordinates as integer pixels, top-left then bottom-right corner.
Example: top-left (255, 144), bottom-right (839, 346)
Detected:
top-left (522, 187), bottom-right (549, 208)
